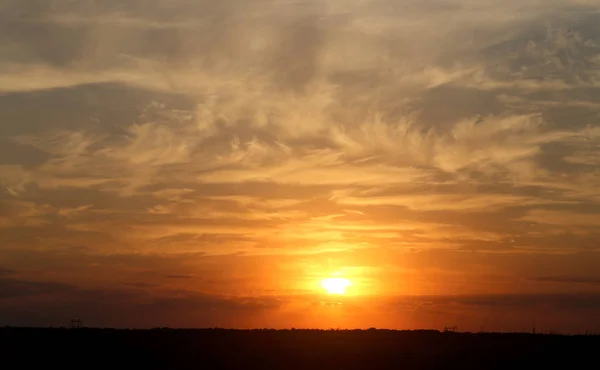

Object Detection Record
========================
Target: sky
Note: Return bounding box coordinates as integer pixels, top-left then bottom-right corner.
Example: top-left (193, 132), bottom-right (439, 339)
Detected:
top-left (1, 0), bottom-right (600, 333)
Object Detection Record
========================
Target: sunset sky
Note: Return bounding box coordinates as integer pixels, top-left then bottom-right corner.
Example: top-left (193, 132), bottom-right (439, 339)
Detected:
top-left (1, 0), bottom-right (600, 333)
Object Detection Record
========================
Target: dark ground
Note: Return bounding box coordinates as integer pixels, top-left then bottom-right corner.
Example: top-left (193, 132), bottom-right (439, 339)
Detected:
top-left (2, 328), bottom-right (598, 369)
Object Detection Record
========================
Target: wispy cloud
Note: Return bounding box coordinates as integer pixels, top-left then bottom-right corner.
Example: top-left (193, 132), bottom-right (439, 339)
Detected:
top-left (530, 276), bottom-right (600, 285)
top-left (521, 209), bottom-right (600, 227)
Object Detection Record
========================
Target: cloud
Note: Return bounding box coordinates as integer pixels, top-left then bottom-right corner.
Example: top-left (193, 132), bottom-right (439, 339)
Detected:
top-left (0, 277), bottom-right (76, 299)
top-left (530, 276), bottom-right (600, 285)
top-left (0, 276), bottom-right (284, 327)
top-left (382, 292), bottom-right (600, 311)
top-left (0, 199), bottom-right (53, 228)
top-left (521, 209), bottom-right (600, 226)
top-left (0, 267), bottom-right (16, 277)
top-left (331, 191), bottom-right (553, 212)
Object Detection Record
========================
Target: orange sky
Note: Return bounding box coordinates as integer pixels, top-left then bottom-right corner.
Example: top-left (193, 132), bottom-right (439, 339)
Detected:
top-left (1, 0), bottom-right (600, 333)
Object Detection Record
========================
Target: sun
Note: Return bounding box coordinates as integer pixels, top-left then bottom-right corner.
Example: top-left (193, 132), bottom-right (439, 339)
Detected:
top-left (321, 277), bottom-right (352, 295)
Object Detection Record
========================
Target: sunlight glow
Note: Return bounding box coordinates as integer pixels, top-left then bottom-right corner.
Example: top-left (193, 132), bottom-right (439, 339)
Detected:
top-left (321, 277), bottom-right (352, 295)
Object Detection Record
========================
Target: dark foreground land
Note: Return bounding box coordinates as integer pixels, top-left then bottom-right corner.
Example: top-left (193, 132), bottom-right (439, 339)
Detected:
top-left (2, 328), bottom-right (599, 369)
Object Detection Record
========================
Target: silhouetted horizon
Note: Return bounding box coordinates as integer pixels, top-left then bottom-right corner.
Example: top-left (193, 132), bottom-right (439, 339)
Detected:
top-left (3, 326), bottom-right (599, 369)
top-left (5, 326), bottom-right (600, 337)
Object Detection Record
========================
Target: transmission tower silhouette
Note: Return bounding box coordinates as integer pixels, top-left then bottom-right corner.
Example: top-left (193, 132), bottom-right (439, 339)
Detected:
top-left (70, 319), bottom-right (82, 329)
top-left (443, 326), bottom-right (457, 333)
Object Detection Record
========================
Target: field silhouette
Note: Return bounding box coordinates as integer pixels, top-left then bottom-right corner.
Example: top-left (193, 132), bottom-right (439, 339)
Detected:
top-left (2, 327), bottom-right (598, 369)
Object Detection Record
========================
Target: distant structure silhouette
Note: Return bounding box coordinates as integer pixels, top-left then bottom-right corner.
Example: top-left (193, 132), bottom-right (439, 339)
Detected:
top-left (443, 326), bottom-right (457, 333)
top-left (70, 319), bottom-right (82, 329)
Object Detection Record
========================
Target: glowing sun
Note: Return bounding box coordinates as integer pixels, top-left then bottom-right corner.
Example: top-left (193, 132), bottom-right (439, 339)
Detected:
top-left (321, 277), bottom-right (352, 295)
